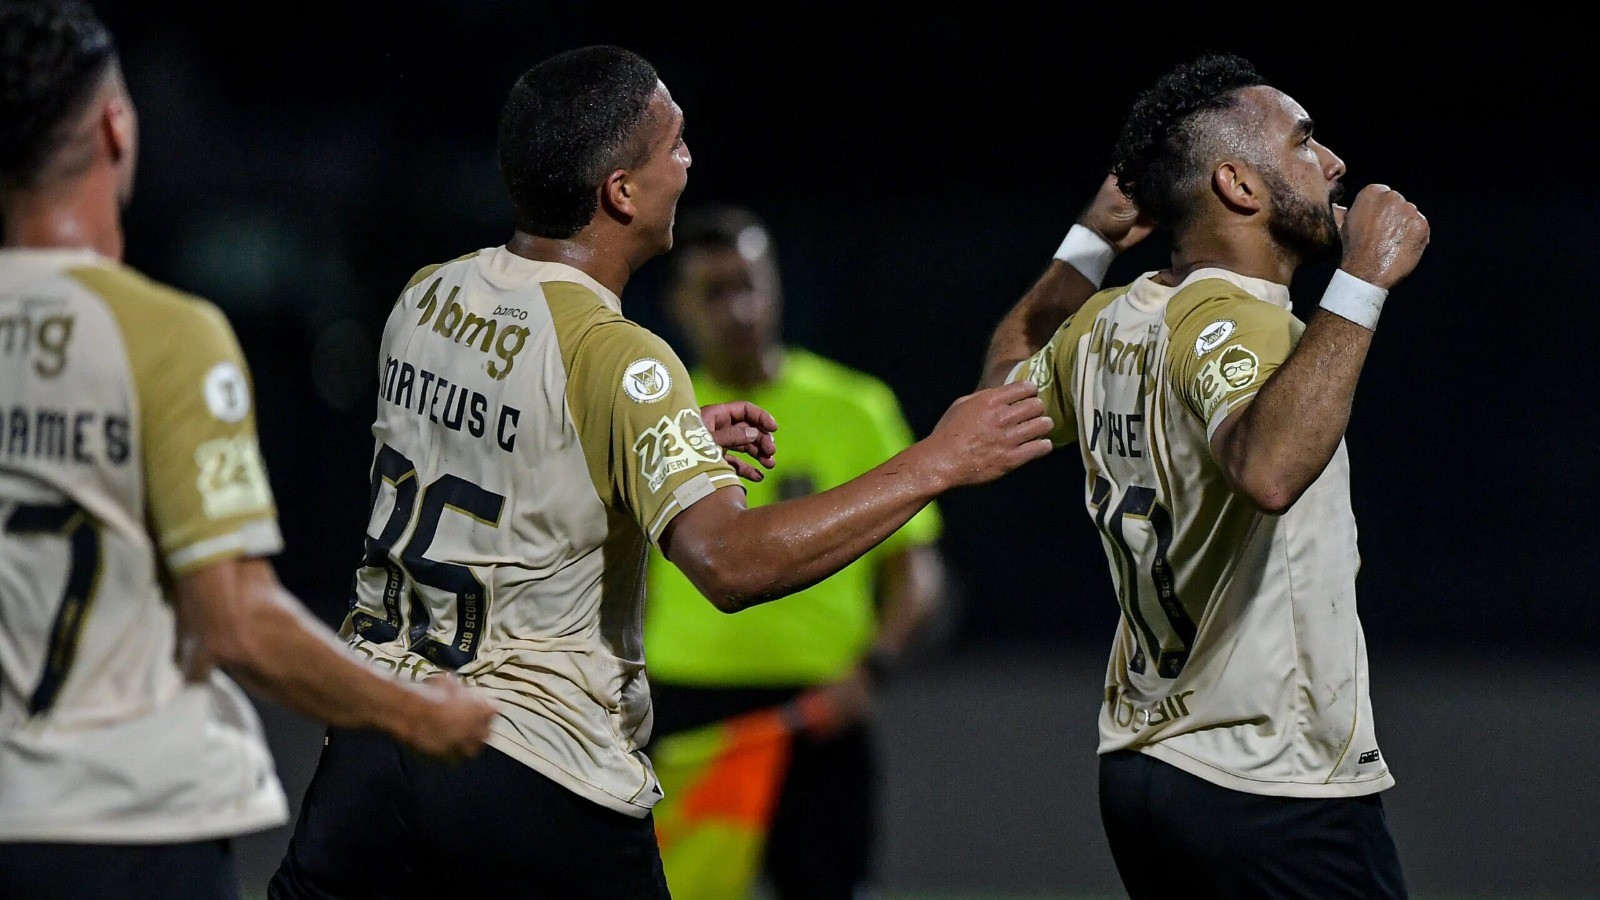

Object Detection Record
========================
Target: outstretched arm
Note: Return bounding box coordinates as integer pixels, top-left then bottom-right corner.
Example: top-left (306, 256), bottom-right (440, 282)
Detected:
top-left (660, 381), bottom-right (1052, 612)
top-left (1211, 185), bottom-right (1430, 513)
top-left (980, 174), bottom-right (1153, 388)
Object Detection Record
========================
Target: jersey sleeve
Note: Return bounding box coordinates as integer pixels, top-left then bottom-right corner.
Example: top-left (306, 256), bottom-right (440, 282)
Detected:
top-left (852, 379), bottom-right (942, 555)
top-left (137, 302), bottom-right (282, 574)
top-left (1166, 287), bottom-right (1301, 439)
top-left (567, 322), bottom-right (740, 543)
top-left (1003, 325), bottom-right (1078, 447)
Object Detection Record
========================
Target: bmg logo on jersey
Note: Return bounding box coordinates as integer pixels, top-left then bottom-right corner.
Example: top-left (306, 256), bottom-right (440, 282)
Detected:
top-left (414, 278), bottom-right (529, 380)
top-left (0, 307), bottom-right (75, 378)
top-left (633, 409), bottom-right (722, 493)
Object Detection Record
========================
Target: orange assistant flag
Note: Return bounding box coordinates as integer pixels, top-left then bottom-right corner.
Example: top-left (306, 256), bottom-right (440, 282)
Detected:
top-left (652, 695), bottom-right (836, 898)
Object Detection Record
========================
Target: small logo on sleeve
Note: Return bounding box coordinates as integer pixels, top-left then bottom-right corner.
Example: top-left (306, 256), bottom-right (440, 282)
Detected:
top-left (1358, 749), bottom-right (1382, 765)
top-left (1217, 345), bottom-right (1260, 389)
top-left (622, 358), bottom-right (672, 403)
top-left (195, 435), bottom-right (273, 518)
top-left (633, 409), bottom-right (722, 492)
top-left (203, 362), bottom-right (251, 423)
top-left (1194, 319), bottom-right (1236, 356)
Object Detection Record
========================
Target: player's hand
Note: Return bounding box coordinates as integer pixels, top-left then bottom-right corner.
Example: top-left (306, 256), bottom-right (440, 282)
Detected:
top-left (1078, 172), bottom-right (1154, 254)
top-left (1336, 184), bottom-right (1429, 290)
top-left (701, 401), bottom-right (778, 481)
top-left (921, 380), bottom-right (1053, 489)
top-left (401, 674), bottom-right (496, 761)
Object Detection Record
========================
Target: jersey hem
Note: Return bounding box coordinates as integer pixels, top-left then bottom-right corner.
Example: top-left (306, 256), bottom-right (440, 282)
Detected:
top-left (1131, 743), bottom-right (1395, 798)
top-left (0, 795), bottom-right (287, 845)
top-left (484, 726), bottom-right (655, 819)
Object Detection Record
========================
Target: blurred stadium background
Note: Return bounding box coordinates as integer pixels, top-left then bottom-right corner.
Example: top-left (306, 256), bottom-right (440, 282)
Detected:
top-left (89, 2), bottom-right (1597, 897)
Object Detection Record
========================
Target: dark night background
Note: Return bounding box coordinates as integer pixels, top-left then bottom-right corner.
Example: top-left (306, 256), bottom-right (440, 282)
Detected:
top-left (92, 2), bottom-right (1599, 653)
top-left (73, 3), bottom-right (1600, 894)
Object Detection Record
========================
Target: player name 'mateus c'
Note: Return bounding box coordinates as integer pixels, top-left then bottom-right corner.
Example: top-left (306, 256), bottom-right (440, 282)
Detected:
top-left (379, 357), bottom-right (521, 453)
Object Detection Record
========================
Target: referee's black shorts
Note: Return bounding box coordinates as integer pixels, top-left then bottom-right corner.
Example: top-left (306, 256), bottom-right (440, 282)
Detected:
top-left (269, 727), bottom-right (670, 900)
top-left (1099, 749), bottom-right (1408, 899)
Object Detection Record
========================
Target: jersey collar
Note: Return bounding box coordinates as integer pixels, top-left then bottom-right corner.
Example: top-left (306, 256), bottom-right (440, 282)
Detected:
top-left (0, 247), bottom-right (111, 272)
top-left (1177, 267), bottom-right (1292, 310)
top-left (485, 246), bottom-right (623, 313)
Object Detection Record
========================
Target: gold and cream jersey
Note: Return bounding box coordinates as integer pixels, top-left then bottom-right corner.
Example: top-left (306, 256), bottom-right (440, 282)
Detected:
top-left (345, 248), bottom-right (738, 817)
top-left (1009, 267), bottom-right (1392, 798)
top-left (0, 249), bottom-right (287, 842)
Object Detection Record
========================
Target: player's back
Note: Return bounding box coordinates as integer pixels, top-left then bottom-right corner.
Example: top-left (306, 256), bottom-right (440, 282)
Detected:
top-left (346, 247), bottom-right (737, 816)
top-left (0, 248), bottom-right (286, 842)
top-left (1016, 267), bottom-right (1389, 799)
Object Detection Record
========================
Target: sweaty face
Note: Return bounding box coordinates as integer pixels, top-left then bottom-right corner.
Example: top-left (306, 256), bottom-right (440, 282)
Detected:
top-left (1243, 87), bottom-right (1345, 263)
top-left (628, 83), bottom-right (692, 257)
top-left (670, 244), bottom-right (781, 370)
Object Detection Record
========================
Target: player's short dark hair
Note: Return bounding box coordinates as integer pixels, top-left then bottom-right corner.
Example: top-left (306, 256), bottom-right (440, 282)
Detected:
top-left (663, 204), bottom-right (777, 293)
top-left (1110, 52), bottom-right (1265, 232)
top-left (497, 45), bottom-right (662, 239)
top-left (0, 0), bottom-right (118, 189)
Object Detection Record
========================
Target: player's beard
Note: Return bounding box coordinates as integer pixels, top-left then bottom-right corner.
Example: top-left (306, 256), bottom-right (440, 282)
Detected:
top-left (1263, 167), bottom-right (1341, 265)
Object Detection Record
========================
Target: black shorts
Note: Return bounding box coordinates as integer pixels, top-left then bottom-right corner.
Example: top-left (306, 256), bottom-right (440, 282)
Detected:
top-left (1098, 749), bottom-right (1408, 899)
top-left (269, 727), bottom-right (669, 900)
top-left (0, 837), bottom-right (238, 900)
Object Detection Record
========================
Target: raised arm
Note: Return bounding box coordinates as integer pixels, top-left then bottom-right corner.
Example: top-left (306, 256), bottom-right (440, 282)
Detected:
top-left (659, 381), bottom-right (1052, 612)
top-left (980, 174), bottom-right (1153, 388)
top-left (1211, 184), bottom-right (1429, 512)
top-left (176, 557), bottom-right (496, 760)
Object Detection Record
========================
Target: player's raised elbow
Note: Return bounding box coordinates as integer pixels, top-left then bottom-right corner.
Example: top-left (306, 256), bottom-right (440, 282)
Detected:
top-left (690, 556), bottom-right (770, 614)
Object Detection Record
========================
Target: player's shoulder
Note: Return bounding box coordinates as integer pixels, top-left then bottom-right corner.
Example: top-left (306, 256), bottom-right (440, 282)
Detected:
top-left (542, 283), bottom-right (680, 379)
top-left (402, 249), bottom-right (488, 293)
top-left (1054, 283), bottom-right (1132, 346)
top-left (68, 261), bottom-right (237, 345)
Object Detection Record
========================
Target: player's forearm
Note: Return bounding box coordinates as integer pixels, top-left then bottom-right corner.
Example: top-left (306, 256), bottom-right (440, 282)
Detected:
top-left (182, 560), bottom-right (425, 740)
top-left (1214, 309), bottom-right (1373, 513)
top-left (980, 261), bottom-right (1099, 389)
top-left (673, 445), bottom-right (950, 613)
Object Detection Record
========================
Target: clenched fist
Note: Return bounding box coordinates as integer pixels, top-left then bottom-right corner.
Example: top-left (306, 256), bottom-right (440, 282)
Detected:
top-left (1337, 184), bottom-right (1430, 290)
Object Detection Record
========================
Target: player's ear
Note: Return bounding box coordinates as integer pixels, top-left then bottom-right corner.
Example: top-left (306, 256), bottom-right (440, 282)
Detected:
top-left (95, 74), bottom-right (136, 167)
top-left (600, 168), bottom-right (636, 220)
top-left (1213, 161), bottom-right (1261, 213)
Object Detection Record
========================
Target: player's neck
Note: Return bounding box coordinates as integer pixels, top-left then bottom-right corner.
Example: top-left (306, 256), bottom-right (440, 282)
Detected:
top-left (1168, 221), bottom-right (1296, 287)
top-left (506, 230), bottom-right (633, 299)
top-left (1, 178), bottom-right (124, 261)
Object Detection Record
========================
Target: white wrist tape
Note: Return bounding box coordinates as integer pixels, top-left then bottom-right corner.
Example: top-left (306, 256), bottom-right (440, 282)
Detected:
top-left (1053, 224), bottom-right (1115, 288)
top-left (1317, 269), bottom-right (1388, 331)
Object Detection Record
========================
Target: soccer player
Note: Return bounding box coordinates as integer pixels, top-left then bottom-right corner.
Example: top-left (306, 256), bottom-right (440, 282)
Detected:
top-left (268, 44), bottom-right (1052, 899)
top-left (0, 4), bottom-right (498, 898)
top-left (643, 205), bottom-right (949, 899)
top-left (981, 54), bottom-right (1429, 897)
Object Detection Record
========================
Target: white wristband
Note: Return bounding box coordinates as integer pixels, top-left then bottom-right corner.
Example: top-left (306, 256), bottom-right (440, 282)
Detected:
top-left (1053, 224), bottom-right (1115, 288)
top-left (1317, 269), bottom-right (1388, 331)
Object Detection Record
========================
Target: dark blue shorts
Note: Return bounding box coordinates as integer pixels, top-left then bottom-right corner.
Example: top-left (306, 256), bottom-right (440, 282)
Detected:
top-left (269, 727), bottom-right (669, 900)
top-left (1099, 749), bottom-right (1408, 899)
top-left (0, 837), bottom-right (239, 900)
